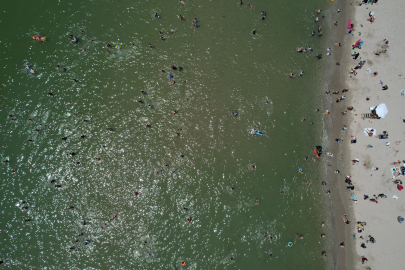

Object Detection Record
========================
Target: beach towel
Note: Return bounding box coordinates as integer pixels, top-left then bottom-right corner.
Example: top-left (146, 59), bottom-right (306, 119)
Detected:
top-left (397, 185), bottom-right (403, 191)
top-left (364, 128), bottom-right (376, 136)
top-left (347, 19), bottom-right (352, 29)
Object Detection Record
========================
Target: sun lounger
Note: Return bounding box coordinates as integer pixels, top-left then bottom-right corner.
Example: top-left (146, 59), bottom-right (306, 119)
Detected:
top-left (361, 113), bottom-right (379, 119)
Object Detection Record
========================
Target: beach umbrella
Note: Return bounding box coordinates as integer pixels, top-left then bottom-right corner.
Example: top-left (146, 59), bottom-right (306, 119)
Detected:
top-left (375, 103), bottom-right (388, 118)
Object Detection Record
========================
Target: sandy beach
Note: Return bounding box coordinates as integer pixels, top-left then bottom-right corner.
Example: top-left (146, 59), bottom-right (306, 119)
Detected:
top-left (336, 0), bottom-right (405, 269)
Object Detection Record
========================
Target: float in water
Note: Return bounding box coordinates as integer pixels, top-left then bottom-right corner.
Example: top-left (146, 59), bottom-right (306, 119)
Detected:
top-left (25, 65), bottom-right (35, 74)
top-left (249, 128), bottom-right (263, 136)
top-left (32, 36), bottom-right (46, 41)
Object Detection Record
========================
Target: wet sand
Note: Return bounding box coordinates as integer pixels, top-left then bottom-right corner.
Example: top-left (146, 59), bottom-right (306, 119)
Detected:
top-left (320, 0), bottom-right (357, 269)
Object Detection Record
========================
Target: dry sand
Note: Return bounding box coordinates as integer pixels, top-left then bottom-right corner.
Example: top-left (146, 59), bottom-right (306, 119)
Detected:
top-left (339, 1), bottom-right (405, 269)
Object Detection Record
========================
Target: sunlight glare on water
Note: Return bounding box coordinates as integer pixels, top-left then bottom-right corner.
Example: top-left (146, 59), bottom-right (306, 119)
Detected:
top-left (0, 0), bottom-right (332, 269)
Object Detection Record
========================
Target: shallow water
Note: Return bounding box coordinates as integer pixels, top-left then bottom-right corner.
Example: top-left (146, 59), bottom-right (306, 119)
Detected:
top-left (1, 0), bottom-right (331, 268)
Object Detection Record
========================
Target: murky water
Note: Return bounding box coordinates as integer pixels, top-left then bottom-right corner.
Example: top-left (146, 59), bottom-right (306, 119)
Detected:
top-left (1, 0), bottom-right (332, 269)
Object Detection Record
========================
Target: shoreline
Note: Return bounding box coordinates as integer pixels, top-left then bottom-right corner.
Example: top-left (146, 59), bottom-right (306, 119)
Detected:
top-left (320, 0), bottom-right (356, 269)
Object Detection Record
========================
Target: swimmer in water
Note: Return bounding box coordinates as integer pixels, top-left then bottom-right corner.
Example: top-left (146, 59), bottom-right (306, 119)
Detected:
top-left (179, 0), bottom-right (186, 5)
top-left (70, 35), bottom-right (78, 43)
top-left (289, 72), bottom-right (295, 78)
top-left (299, 70), bottom-right (304, 76)
top-left (179, 15), bottom-right (184, 20)
top-left (252, 29), bottom-right (256, 35)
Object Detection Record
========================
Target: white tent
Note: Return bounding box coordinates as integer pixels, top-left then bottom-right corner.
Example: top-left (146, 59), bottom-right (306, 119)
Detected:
top-left (375, 103), bottom-right (388, 118)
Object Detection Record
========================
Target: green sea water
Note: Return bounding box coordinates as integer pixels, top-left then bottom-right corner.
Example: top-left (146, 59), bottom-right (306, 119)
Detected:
top-left (1, 0), bottom-right (333, 269)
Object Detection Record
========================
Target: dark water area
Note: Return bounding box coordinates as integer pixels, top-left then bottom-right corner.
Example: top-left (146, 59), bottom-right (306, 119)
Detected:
top-left (1, 0), bottom-right (334, 269)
